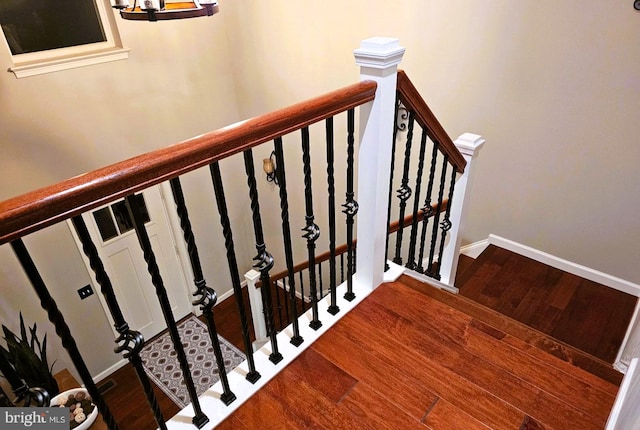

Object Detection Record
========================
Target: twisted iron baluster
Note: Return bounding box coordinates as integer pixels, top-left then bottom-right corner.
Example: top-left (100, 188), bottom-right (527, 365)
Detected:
top-left (435, 168), bottom-right (458, 280)
top-left (405, 129), bottom-right (428, 270)
top-left (325, 117), bottom-right (339, 315)
top-left (243, 149), bottom-right (283, 364)
top-left (416, 140), bottom-right (439, 273)
top-left (300, 127), bottom-right (322, 330)
top-left (71, 216), bottom-right (167, 428)
top-left (273, 137), bottom-right (303, 346)
top-left (426, 157), bottom-right (449, 279)
top-left (385, 95), bottom-right (403, 270)
top-left (393, 111), bottom-right (415, 265)
top-left (123, 195), bottom-right (209, 428)
top-left (209, 162), bottom-right (261, 382)
top-left (342, 109), bottom-right (358, 301)
top-left (10, 239), bottom-right (119, 430)
top-left (169, 178), bottom-right (236, 405)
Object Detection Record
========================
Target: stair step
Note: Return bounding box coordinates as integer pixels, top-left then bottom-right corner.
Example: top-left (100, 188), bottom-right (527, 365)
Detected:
top-left (401, 273), bottom-right (623, 387)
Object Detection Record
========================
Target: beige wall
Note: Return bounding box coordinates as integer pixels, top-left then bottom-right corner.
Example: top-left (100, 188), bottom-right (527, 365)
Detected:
top-left (1, 0), bottom-right (639, 380)
top-left (223, 0), bottom-right (640, 285)
top-left (0, 7), bottom-right (244, 379)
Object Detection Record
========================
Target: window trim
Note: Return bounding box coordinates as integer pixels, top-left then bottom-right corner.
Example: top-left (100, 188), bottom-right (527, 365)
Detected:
top-left (3, 0), bottom-right (129, 78)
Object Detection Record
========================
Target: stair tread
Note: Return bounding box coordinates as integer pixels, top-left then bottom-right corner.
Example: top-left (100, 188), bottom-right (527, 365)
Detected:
top-left (400, 273), bottom-right (624, 387)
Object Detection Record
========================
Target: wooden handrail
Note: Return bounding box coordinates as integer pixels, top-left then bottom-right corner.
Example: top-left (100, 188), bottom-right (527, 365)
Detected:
top-left (396, 70), bottom-right (466, 173)
top-left (263, 199), bottom-right (448, 287)
top-left (0, 81), bottom-right (377, 245)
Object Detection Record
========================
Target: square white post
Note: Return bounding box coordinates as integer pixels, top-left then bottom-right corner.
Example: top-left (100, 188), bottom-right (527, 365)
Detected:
top-left (438, 133), bottom-right (485, 287)
top-left (354, 38), bottom-right (405, 290)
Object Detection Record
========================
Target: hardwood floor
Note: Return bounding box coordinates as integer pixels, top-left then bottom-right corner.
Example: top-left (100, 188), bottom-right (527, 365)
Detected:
top-left (456, 245), bottom-right (637, 364)
top-left (220, 278), bottom-right (620, 429)
top-left (98, 250), bottom-right (631, 429)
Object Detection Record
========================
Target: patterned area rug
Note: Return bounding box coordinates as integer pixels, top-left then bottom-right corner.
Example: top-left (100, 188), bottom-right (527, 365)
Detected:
top-left (139, 315), bottom-right (245, 408)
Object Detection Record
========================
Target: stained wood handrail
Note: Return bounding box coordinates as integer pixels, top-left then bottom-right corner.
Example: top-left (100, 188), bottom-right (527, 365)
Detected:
top-left (263, 199), bottom-right (448, 287)
top-left (396, 70), bottom-right (466, 173)
top-left (0, 81), bottom-right (377, 245)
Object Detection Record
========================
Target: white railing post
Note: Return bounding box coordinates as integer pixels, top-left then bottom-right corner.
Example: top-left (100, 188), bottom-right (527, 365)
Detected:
top-left (438, 133), bottom-right (486, 288)
top-left (243, 268), bottom-right (268, 350)
top-left (353, 37), bottom-right (405, 290)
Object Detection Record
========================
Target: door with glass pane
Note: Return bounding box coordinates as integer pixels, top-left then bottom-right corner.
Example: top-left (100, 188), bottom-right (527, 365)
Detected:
top-left (74, 186), bottom-right (192, 340)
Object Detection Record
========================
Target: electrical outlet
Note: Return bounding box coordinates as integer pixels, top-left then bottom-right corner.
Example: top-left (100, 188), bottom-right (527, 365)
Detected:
top-left (78, 285), bottom-right (94, 300)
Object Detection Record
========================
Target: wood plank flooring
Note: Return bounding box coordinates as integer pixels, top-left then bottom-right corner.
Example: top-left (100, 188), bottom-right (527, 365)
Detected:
top-left (456, 245), bottom-right (637, 364)
top-left (98, 248), bottom-right (632, 429)
top-left (221, 278), bottom-right (620, 429)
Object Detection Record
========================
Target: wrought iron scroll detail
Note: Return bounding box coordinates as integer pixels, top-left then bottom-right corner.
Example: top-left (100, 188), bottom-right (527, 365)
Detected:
top-left (396, 100), bottom-right (409, 132)
top-left (124, 195), bottom-right (209, 429)
top-left (70, 215), bottom-right (166, 429)
top-left (392, 111), bottom-right (416, 265)
top-left (405, 129), bottom-right (429, 271)
top-left (10, 239), bottom-right (120, 430)
top-left (343, 108), bottom-right (358, 301)
top-left (169, 177), bottom-right (236, 405)
top-left (416, 140), bottom-right (440, 274)
top-left (301, 126), bottom-right (322, 330)
top-left (243, 149), bottom-right (283, 364)
top-left (325, 117), bottom-right (340, 315)
top-left (209, 162), bottom-right (261, 382)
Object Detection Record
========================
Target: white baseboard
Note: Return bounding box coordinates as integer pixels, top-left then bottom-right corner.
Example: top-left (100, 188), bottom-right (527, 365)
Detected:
top-left (460, 239), bottom-right (490, 258)
top-left (487, 234), bottom-right (640, 297)
top-left (91, 358), bottom-right (128, 384)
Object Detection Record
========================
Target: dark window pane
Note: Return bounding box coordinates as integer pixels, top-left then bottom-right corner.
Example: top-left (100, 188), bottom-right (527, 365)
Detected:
top-left (112, 194), bottom-right (150, 234)
top-left (93, 207), bottom-right (118, 242)
top-left (0, 0), bottom-right (106, 55)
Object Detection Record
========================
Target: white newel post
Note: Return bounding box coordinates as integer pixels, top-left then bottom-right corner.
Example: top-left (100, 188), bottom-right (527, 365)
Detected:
top-left (243, 269), bottom-right (268, 350)
top-left (353, 37), bottom-right (405, 290)
top-left (438, 133), bottom-right (486, 288)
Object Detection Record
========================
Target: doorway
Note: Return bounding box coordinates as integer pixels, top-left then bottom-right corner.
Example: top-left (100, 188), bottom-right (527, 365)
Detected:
top-left (69, 185), bottom-right (193, 340)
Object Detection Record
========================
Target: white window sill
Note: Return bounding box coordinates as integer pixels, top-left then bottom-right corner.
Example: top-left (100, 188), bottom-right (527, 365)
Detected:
top-left (8, 47), bottom-right (130, 78)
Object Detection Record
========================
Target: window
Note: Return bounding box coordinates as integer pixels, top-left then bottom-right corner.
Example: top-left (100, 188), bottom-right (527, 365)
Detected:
top-left (92, 194), bottom-right (151, 243)
top-left (0, 0), bottom-right (129, 78)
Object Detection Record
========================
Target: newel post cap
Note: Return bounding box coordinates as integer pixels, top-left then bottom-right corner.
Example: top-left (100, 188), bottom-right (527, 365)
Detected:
top-left (354, 37), bottom-right (405, 70)
top-left (454, 133), bottom-right (486, 158)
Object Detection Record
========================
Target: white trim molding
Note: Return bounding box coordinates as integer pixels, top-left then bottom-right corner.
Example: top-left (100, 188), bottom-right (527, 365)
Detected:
top-left (487, 234), bottom-right (640, 297)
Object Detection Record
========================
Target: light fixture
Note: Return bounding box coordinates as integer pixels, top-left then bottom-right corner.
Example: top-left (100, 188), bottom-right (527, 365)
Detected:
top-left (111, 0), bottom-right (219, 22)
top-left (263, 151), bottom-right (278, 185)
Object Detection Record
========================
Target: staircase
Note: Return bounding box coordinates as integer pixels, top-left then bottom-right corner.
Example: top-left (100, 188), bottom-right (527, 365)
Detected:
top-left (454, 244), bottom-right (636, 384)
top-left (218, 275), bottom-right (620, 429)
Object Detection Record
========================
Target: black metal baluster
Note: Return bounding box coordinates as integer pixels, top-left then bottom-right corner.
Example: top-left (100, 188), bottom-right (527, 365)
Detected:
top-left (340, 253), bottom-right (345, 283)
top-left (325, 117), bottom-right (339, 315)
top-left (318, 261), bottom-right (324, 299)
top-left (273, 137), bottom-right (303, 346)
top-left (123, 195), bottom-right (209, 429)
top-left (416, 140), bottom-right (439, 273)
top-left (209, 162), bottom-right (261, 383)
top-left (405, 129), bottom-right (428, 270)
top-left (273, 278), bottom-right (284, 332)
top-left (342, 109), bottom-right (358, 301)
top-left (71, 216), bottom-right (167, 428)
top-left (282, 279), bottom-right (291, 329)
top-left (299, 271), bottom-right (306, 311)
top-left (243, 149), bottom-right (283, 364)
top-left (10, 239), bottom-right (119, 430)
top-left (301, 126), bottom-right (322, 330)
top-left (168, 178), bottom-right (236, 406)
top-left (426, 157), bottom-right (449, 279)
top-left (385, 96), bottom-right (403, 270)
top-left (435, 168), bottom-right (458, 280)
top-left (393, 111), bottom-right (415, 265)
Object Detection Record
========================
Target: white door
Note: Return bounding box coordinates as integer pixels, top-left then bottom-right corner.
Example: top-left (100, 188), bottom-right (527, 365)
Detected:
top-left (71, 186), bottom-right (193, 340)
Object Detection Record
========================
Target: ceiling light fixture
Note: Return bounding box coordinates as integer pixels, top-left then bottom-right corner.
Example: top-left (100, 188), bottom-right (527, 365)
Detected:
top-left (111, 0), bottom-right (219, 22)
